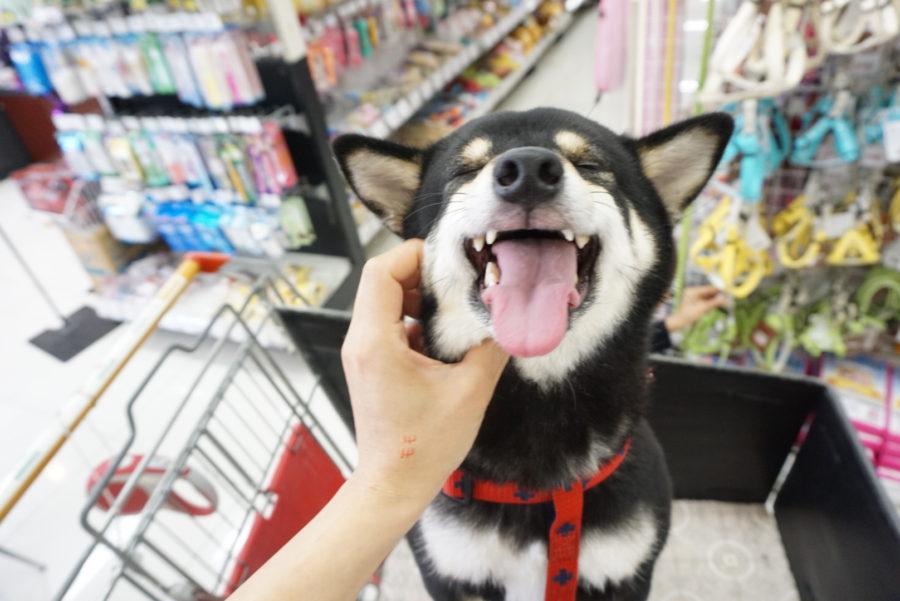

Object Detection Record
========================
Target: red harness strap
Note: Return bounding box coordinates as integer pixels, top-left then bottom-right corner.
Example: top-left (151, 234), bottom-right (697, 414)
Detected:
top-left (441, 439), bottom-right (631, 601)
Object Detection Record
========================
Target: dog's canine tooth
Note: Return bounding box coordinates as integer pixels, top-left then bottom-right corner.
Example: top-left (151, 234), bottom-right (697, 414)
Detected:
top-left (485, 262), bottom-right (500, 287)
top-left (472, 236), bottom-right (485, 252)
top-left (486, 229), bottom-right (498, 245)
top-left (562, 229), bottom-right (575, 242)
top-left (576, 235), bottom-right (590, 249)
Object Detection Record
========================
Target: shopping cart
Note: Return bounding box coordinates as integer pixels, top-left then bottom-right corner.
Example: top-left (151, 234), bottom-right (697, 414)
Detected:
top-left (1, 253), bottom-right (355, 601)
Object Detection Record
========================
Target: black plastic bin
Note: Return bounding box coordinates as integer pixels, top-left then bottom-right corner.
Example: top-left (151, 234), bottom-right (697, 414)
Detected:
top-left (277, 306), bottom-right (900, 601)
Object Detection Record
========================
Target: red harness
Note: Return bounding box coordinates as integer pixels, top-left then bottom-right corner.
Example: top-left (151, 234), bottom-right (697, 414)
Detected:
top-left (441, 439), bottom-right (631, 601)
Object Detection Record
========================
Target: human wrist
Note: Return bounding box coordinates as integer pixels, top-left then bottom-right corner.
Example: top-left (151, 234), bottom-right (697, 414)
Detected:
top-left (346, 467), bottom-right (441, 518)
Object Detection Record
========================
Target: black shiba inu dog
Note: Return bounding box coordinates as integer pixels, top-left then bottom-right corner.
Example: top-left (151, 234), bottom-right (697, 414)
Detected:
top-left (333, 108), bottom-right (733, 601)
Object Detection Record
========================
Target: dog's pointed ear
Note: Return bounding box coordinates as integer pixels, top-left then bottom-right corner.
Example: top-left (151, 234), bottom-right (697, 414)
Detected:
top-left (333, 134), bottom-right (424, 234)
top-left (632, 113), bottom-right (733, 219)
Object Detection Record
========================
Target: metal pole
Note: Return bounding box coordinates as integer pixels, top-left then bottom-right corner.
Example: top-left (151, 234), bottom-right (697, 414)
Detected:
top-left (0, 223), bottom-right (68, 325)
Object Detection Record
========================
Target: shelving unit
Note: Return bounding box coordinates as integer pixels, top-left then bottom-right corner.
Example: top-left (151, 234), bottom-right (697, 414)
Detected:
top-left (355, 0), bottom-right (542, 138)
top-left (466, 10), bottom-right (572, 120)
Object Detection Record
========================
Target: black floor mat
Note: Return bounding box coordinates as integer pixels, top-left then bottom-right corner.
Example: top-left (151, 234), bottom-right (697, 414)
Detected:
top-left (29, 306), bottom-right (120, 362)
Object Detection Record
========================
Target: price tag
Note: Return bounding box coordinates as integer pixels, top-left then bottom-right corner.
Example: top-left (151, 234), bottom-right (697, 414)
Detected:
top-left (850, 47), bottom-right (884, 78)
top-left (743, 217), bottom-right (772, 251)
top-left (820, 212), bottom-right (855, 239)
top-left (883, 114), bottom-right (900, 163)
top-left (750, 321), bottom-right (778, 352)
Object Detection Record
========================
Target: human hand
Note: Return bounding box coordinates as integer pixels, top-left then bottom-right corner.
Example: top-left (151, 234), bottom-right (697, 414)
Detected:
top-left (342, 239), bottom-right (509, 506)
top-left (665, 285), bottom-right (727, 332)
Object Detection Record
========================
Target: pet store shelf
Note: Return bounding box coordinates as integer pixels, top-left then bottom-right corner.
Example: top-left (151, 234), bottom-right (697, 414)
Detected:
top-left (93, 251), bottom-right (350, 349)
top-left (360, 0), bottom-right (542, 138)
top-left (466, 10), bottom-right (572, 121)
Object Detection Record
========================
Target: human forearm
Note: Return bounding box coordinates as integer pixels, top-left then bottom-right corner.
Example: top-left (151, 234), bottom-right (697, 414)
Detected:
top-left (228, 475), bottom-right (429, 601)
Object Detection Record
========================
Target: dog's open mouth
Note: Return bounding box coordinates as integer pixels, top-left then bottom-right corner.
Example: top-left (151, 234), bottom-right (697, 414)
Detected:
top-left (464, 229), bottom-right (601, 358)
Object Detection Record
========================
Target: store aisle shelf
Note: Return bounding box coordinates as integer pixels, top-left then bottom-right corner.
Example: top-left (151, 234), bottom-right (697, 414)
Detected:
top-left (360, 0), bottom-right (542, 138)
top-left (93, 251), bottom-right (350, 350)
top-left (466, 11), bottom-right (573, 121)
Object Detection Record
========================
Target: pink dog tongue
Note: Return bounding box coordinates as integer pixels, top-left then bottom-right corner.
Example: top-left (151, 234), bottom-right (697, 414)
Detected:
top-left (481, 238), bottom-right (580, 357)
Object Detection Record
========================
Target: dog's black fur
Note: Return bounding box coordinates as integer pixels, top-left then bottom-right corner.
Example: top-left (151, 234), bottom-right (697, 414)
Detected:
top-left (334, 108), bottom-right (733, 601)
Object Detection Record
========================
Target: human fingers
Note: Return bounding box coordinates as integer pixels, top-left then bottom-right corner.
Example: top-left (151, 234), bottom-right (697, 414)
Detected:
top-left (348, 240), bottom-right (424, 337)
top-left (452, 339), bottom-right (509, 401)
top-left (703, 293), bottom-right (727, 310)
top-left (688, 285), bottom-right (723, 300)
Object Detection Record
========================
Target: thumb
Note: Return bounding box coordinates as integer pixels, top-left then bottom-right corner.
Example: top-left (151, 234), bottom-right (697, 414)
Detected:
top-left (455, 338), bottom-right (509, 393)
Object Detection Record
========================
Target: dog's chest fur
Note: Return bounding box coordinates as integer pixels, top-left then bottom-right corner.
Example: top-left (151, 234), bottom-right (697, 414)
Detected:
top-left (419, 503), bottom-right (659, 601)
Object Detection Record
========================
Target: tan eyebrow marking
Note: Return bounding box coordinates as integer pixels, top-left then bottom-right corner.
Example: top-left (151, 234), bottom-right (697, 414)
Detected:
top-left (555, 131), bottom-right (588, 156)
top-left (461, 137), bottom-right (492, 165)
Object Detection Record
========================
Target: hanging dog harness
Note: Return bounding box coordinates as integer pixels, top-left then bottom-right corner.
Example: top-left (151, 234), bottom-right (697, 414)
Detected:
top-left (441, 440), bottom-right (631, 601)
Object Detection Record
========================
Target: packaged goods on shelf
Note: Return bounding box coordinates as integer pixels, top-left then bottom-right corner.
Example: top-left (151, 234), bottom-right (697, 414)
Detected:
top-left (50, 113), bottom-right (317, 256)
top-left (1, 12), bottom-right (269, 109)
top-left (322, 0), bottom-right (568, 136)
top-left (94, 252), bottom-right (328, 344)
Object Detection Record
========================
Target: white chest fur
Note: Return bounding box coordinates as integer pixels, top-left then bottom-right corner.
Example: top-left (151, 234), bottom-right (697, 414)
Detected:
top-left (418, 505), bottom-right (658, 601)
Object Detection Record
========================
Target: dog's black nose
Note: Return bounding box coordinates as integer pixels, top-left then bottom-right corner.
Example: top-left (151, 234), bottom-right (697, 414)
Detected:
top-left (493, 147), bottom-right (563, 208)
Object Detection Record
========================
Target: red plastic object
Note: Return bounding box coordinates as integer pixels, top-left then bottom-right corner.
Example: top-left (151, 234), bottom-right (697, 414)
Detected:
top-left (184, 252), bottom-right (232, 273)
top-left (87, 454), bottom-right (218, 516)
top-left (225, 425), bottom-right (345, 593)
top-left (12, 162), bottom-right (75, 213)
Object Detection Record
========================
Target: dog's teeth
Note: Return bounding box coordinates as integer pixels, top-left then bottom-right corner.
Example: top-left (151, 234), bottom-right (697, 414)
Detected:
top-left (562, 229), bottom-right (575, 242)
top-left (472, 236), bottom-right (485, 252)
top-left (485, 262), bottom-right (500, 287)
top-left (486, 230), bottom-right (498, 245)
top-left (576, 235), bottom-right (590, 249)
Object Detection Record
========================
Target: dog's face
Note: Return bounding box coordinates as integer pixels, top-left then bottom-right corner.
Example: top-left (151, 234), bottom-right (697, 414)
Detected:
top-left (335, 109), bottom-right (732, 386)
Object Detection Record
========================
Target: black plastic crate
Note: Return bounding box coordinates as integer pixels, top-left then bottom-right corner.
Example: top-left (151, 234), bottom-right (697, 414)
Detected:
top-left (277, 306), bottom-right (900, 601)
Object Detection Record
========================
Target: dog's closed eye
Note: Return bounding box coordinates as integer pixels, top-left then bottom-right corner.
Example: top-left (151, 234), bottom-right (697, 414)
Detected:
top-left (452, 165), bottom-right (486, 179)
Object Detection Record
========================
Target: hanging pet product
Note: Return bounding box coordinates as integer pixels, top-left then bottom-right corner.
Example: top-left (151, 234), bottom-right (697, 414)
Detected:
top-left (690, 194), bottom-right (773, 298)
top-left (691, 101), bottom-right (778, 298)
top-left (697, 0), bottom-right (809, 105)
top-left (817, 0), bottom-right (900, 55)
top-left (594, 0), bottom-right (627, 93)
top-left (791, 75), bottom-right (860, 167)
top-left (773, 174), bottom-right (828, 268)
top-left (799, 288), bottom-right (853, 357)
top-left (87, 454), bottom-right (218, 516)
top-left (855, 265), bottom-right (900, 324)
top-left (825, 175), bottom-right (884, 266)
top-left (681, 303), bottom-right (738, 359)
top-left (720, 99), bottom-right (791, 201)
top-left (745, 278), bottom-right (804, 372)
